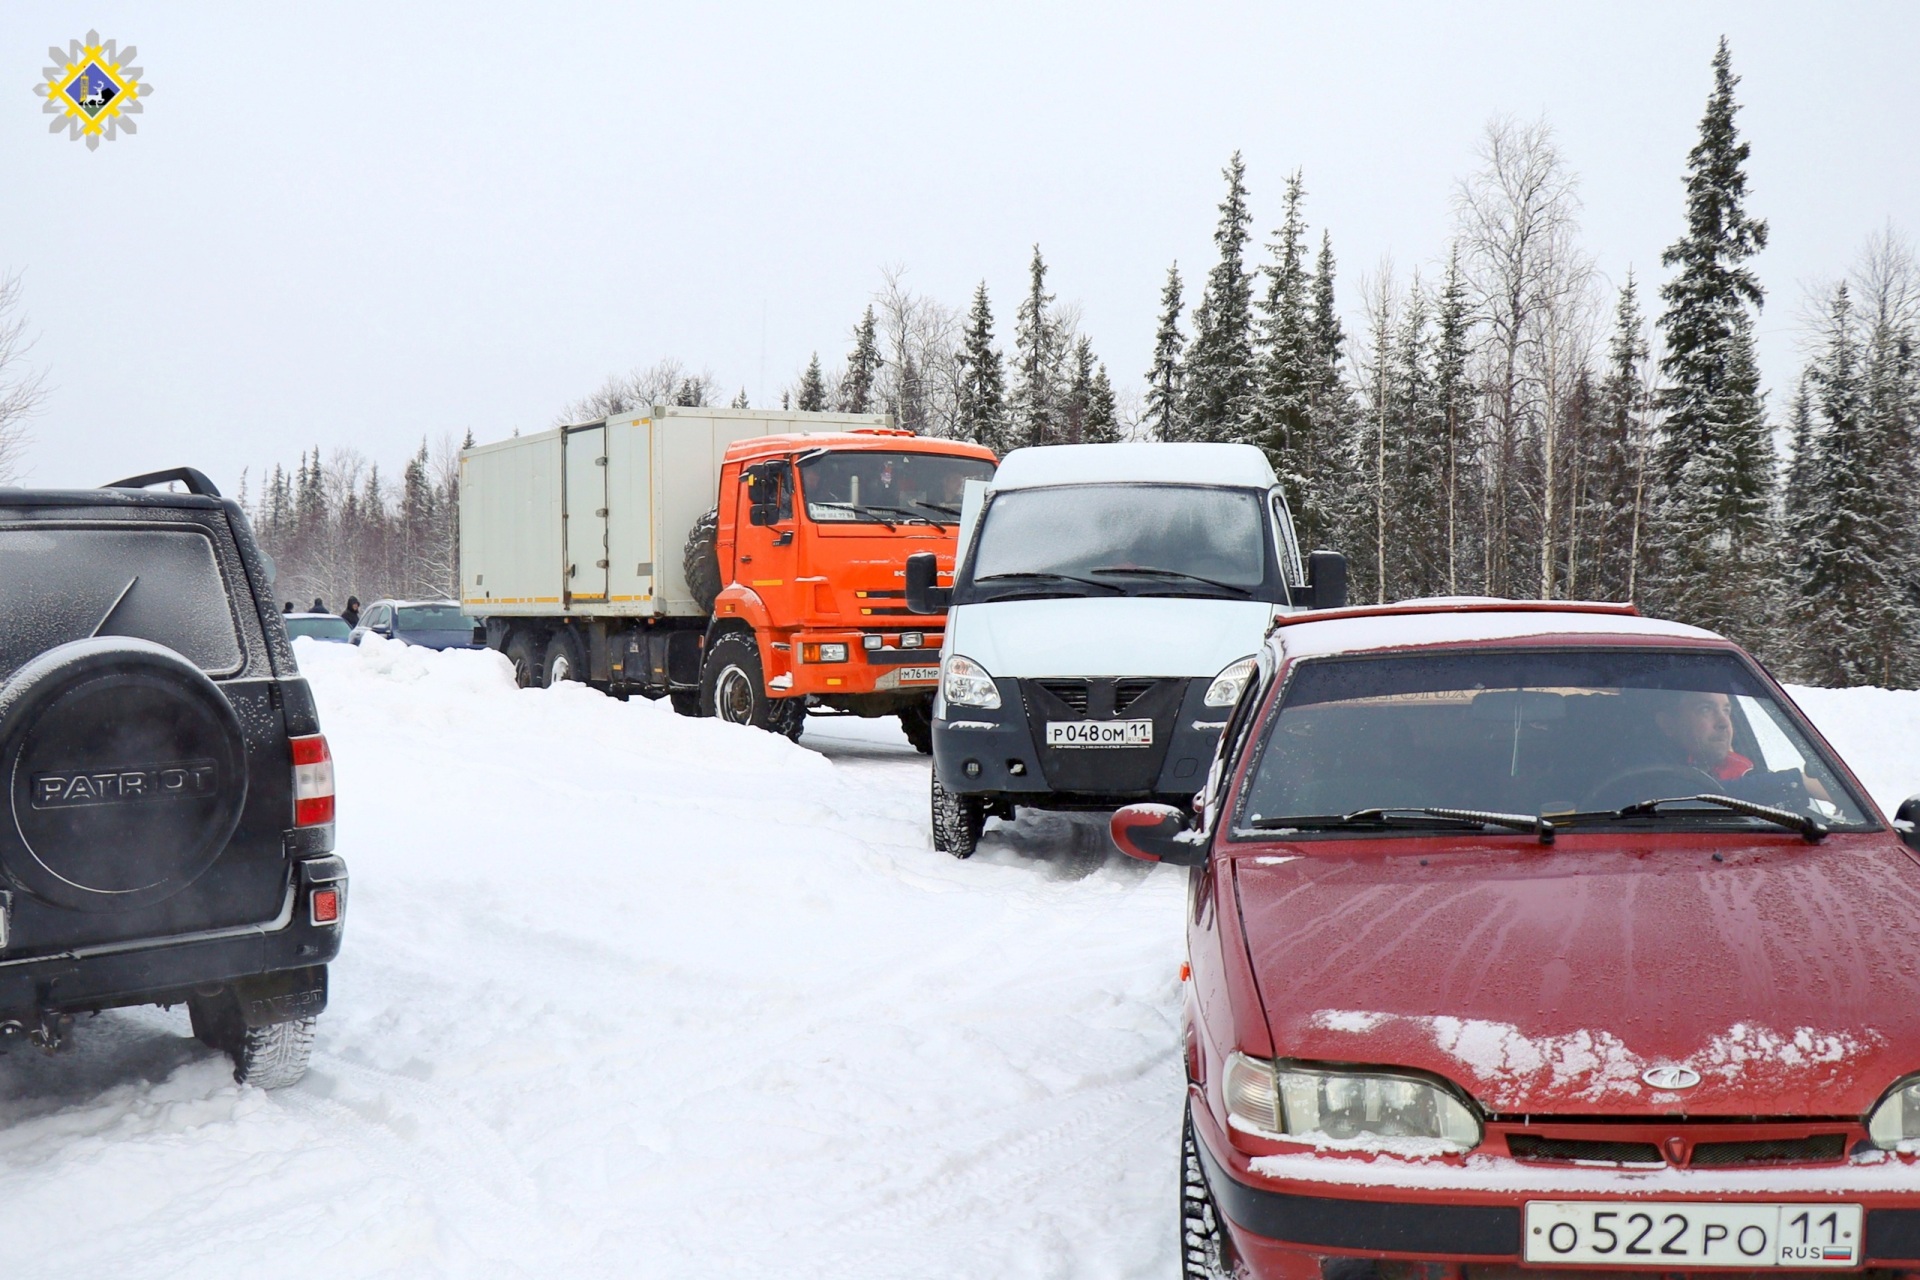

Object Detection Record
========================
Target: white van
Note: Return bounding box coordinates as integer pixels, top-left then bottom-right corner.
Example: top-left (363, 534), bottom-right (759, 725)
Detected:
top-left (902, 442), bottom-right (1346, 857)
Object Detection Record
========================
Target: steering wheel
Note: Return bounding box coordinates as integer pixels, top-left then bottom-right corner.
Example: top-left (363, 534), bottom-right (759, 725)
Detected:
top-left (1580, 763), bottom-right (1720, 813)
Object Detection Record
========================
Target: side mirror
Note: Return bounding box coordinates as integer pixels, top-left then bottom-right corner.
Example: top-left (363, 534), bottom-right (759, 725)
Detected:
top-left (1110, 803), bottom-right (1208, 867)
top-left (1897, 796), bottom-right (1920, 852)
top-left (1292, 550), bottom-right (1349, 610)
top-left (747, 502), bottom-right (780, 527)
top-left (472, 624), bottom-right (488, 645)
top-left (904, 552), bottom-right (951, 614)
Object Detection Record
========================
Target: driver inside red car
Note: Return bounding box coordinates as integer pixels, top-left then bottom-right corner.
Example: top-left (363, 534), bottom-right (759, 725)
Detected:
top-left (1655, 690), bottom-right (1752, 781)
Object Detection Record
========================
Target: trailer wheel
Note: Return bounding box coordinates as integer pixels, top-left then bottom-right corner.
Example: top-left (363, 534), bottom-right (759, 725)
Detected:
top-left (504, 630), bottom-right (540, 688)
top-left (683, 506), bottom-right (724, 615)
top-left (898, 702), bottom-right (934, 754)
top-left (543, 630), bottom-right (585, 687)
top-left (700, 631), bottom-right (803, 739)
top-left (931, 772), bottom-right (986, 858)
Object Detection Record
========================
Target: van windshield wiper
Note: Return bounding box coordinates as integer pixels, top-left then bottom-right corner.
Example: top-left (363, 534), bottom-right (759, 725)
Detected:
top-left (1595, 793), bottom-right (1827, 842)
top-left (1088, 565), bottom-right (1253, 597)
top-left (971, 571), bottom-right (1125, 594)
top-left (1246, 807), bottom-right (1555, 843)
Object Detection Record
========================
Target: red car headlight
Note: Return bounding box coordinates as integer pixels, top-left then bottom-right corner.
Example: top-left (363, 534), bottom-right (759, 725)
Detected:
top-left (1225, 1052), bottom-right (1482, 1152)
top-left (1869, 1077), bottom-right (1920, 1149)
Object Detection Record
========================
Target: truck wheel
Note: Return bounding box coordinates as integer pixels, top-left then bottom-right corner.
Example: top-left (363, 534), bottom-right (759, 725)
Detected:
top-left (504, 630), bottom-right (540, 688)
top-left (669, 690), bottom-right (701, 717)
top-left (898, 702), bottom-right (934, 754)
top-left (931, 772), bottom-right (986, 859)
top-left (683, 506), bottom-right (724, 615)
top-left (1181, 1105), bottom-right (1235, 1279)
top-left (543, 630), bottom-right (585, 687)
top-left (700, 631), bottom-right (802, 739)
top-left (188, 989), bottom-right (317, 1089)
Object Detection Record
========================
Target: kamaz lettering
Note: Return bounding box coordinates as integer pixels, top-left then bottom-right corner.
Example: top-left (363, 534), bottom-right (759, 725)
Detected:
top-left (30, 759), bottom-right (217, 808)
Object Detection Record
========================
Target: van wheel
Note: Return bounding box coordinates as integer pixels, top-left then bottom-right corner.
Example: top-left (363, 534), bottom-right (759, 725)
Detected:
top-left (931, 772), bottom-right (985, 858)
top-left (543, 630), bottom-right (585, 687)
top-left (1181, 1105), bottom-right (1235, 1279)
top-left (700, 631), bottom-right (803, 739)
top-left (898, 702), bottom-right (934, 754)
top-left (188, 990), bottom-right (317, 1089)
top-left (504, 630), bottom-right (540, 688)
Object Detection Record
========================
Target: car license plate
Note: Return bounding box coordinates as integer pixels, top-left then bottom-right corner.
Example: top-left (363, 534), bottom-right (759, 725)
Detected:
top-left (1045, 719), bottom-right (1153, 748)
top-left (1525, 1201), bottom-right (1863, 1268)
top-left (898, 666), bottom-right (939, 683)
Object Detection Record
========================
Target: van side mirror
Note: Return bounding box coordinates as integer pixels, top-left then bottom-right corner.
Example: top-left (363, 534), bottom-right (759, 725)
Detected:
top-left (1292, 550), bottom-right (1349, 610)
top-left (1110, 803), bottom-right (1207, 867)
top-left (904, 552), bottom-right (950, 614)
top-left (1896, 796), bottom-right (1920, 852)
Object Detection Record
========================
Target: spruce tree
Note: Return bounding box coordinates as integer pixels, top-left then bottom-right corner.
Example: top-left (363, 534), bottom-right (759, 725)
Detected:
top-left (1085, 362), bottom-right (1120, 444)
top-left (1647, 38), bottom-right (1775, 643)
top-left (1144, 262), bottom-right (1186, 440)
top-left (1181, 153), bottom-right (1257, 442)
top-left (1010, 245), bottom-right (1064, 449)
top-left (797, 354), bottom-right (827, 412)
top-left (1389, 283), bottom-right (1445, 599)
top-left (1297, 231), bottom-right (1353, 554)
top-left (955, 281), bottom-right (1007, 452)
top-left (731, 387), bottom-right (750, 409)
top-left (841, 307), bottom-right (882, 414)
top-left (1586, 275), bottom-right (1652, 603)
top-left (1431, 248), bottom-right (1476, 593)
top-left (1250, 171), bottom-right (1316, 520)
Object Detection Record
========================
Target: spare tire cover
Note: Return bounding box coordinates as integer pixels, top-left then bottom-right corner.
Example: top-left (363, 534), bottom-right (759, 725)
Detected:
top-left (0, 638), bottom-right (248, 912)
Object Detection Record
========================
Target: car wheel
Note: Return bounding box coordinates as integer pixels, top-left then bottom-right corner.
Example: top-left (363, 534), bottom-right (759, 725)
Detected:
top-left (188, 989), bottom-right (317, 1089)
top-left (1181, 1105), bottom-right (1236, 1279)
top-left (543, 630), bottom-right (585, 687)
top-left (931, 771), bottom-right (986, 858)
top-left (898, 701), bottom-right (934, 754)
top-left (503, 630), bottom-right (540, 688)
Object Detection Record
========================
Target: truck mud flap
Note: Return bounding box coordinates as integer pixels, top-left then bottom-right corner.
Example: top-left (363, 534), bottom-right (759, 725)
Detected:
top-left (233, 965), bottom-right (328, 1027)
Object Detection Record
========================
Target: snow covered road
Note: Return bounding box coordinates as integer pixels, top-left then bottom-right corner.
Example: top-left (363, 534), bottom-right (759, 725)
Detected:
top-left (0, 639), bottom-right (1189, 1279)
top-left (4, 641), bottom-right (1919, 1279)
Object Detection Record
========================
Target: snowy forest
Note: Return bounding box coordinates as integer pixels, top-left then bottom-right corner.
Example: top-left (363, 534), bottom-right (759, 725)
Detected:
top-left (242, 40), bottom-right (1916, 688)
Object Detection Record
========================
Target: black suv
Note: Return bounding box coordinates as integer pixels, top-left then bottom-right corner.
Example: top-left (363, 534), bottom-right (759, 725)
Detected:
top-left (0, 467), bottom-right (345, 1086)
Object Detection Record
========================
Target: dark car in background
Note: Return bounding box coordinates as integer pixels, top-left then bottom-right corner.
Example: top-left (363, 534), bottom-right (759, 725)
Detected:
top-left (349, 599), bottom-right (480, 650)
top-left (284, 612), bottom-right (351, 644)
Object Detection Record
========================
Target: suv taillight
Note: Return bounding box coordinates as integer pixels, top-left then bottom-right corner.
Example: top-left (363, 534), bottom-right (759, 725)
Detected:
top-left (291, 734), bottom-right (335, 827)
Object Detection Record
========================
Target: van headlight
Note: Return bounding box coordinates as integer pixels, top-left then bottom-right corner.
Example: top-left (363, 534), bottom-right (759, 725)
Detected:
top-left (1224, 1053), bottom-right (1481, 1150)
top-left (1203, 656), bottom-right (1257, 707)
top-left (942, 654), bottom-right (1001, 709)
top-left (1869, 1076), bottom-right (1920, 1148)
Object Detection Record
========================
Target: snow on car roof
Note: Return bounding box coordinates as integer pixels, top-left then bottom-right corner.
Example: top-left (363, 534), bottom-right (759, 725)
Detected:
top-left (989, 441), bottom-right (1277, 490)
top-left (1274, 598), bottom-right (1722, 661)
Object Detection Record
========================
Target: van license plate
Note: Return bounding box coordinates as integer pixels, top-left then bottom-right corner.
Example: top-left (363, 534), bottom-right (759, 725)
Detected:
top-left (1046, 720), bottom-right (1153, 748)
top-left (898, 666), bottom-right (940, 683)
top-left (1524, 1201), bottom-right (1862, 1268)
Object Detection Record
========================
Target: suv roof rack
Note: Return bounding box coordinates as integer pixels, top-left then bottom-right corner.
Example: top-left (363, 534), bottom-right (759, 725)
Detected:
top-left (103, 467), bottom-right (223, 498)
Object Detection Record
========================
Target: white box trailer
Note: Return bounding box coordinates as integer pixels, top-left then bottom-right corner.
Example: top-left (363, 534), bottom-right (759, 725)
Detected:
top-left (459, 405), bottom-right (892, 689)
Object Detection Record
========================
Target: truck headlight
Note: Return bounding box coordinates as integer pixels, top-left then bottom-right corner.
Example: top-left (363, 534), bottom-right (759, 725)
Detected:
top-left (802, 642), bottom-right (848, 663)
top-left (1223, 1053), bottom-right (1481, 1151)
top-left (1203, 656), bottom-right (1257, 707)
top-left (1869, 1076), bottom-right (1920, 1148)
top-left (942, 654), bottom-right (1000, 709)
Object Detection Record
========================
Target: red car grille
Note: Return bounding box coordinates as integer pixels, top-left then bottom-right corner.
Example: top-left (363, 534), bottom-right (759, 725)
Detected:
top-left (1499, 1126), bottom-right (1855, 1169)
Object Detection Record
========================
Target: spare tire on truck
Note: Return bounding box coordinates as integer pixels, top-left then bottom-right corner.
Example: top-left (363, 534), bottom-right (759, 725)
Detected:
top-left (0, 637), bottom-right (248, 913)
top-left (683, 506), bottom-right (723, 616)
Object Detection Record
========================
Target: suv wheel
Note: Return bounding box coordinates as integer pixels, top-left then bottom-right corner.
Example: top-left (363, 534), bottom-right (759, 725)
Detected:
top-left (504, 630), bottom-right (540, 688)
top-left (931, 771), bottom-right (986, 858)
top-left (188, 989), bottom-right (317, 1089)
top-left (700, 632), bottom-right (805, 740)
top-left (543, 630), bottom-right (584, 687)
top-left (1181, 1106), bottom-right (1236, 1279)
top-left (898, 702), bottom-right (934, 754)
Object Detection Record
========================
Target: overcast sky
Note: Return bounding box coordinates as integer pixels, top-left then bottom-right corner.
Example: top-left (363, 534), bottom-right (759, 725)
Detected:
top-left (2, 1), bottom-right (1915, 494)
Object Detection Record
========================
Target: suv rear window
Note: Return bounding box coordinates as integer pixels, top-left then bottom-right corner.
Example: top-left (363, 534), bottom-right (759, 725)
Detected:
top-left (0, 526), bottom-right (245, 679)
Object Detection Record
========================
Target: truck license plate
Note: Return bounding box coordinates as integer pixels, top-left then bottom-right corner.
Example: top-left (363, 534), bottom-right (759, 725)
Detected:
top-left (1524, 1201), bottom-right (1862, 1268)
top-left (1045, 719), bottom-right (1153, 748)
top-left (898, 666), bottom-right (940, 683)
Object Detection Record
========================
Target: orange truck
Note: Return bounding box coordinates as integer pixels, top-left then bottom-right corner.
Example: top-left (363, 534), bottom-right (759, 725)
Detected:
top-left (459, 406), bottom-right (995, 746)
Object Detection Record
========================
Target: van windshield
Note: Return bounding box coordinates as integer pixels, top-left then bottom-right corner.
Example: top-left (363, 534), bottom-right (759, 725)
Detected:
top-left (799, 451), bottom-right (995, 525)
top-left (961, 484), bottom-right (1272, 602)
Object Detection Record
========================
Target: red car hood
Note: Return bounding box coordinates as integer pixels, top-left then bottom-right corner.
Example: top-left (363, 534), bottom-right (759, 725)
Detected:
top-left (1233, 832), bottom-right (1920, 1117)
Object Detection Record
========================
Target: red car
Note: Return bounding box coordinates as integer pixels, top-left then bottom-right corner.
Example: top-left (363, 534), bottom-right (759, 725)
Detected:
top-left (1110, 601), bottom-right (1920, 1280)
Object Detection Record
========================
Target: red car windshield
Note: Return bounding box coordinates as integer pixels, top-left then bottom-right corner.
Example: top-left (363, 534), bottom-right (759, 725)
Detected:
top-left (1235, 648), bottom-right (1873, 836)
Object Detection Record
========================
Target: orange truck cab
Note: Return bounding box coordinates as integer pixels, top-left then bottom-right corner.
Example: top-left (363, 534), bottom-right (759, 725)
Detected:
top-left (697, 430), bottom-right (997, 746)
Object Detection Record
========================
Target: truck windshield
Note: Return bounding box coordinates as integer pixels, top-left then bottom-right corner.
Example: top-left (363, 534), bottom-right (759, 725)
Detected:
top-left (962, 484), bottom-right (1271, 602)
top-left (799, 451), bottom-right (994, 525)
top-left (1235, 649), bottom-right (1873, 837)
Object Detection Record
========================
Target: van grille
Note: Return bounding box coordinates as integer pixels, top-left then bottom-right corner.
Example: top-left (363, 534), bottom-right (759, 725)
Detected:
top-left (1035, 680), bottom-right (1089, 715)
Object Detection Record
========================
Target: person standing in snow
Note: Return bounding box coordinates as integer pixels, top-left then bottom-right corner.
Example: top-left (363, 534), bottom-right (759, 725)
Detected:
top-left (341, 597), bottom-right (361, 628)
top-left (311, 597), bottom-right (327, 614)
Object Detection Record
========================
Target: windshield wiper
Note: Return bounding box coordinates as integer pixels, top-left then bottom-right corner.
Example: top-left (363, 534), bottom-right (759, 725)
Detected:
top-left (812, 501), bottom-right (937, 527)
top-left (1247, 807), bottom-right (1555, 843)
top-left (1088, 565), bottom-right (1254, 596)
top-left (1607, 793), bottom-right (1828, 842)
top-left (909, 499), bottom-right (961, 517)
top-left (971, 571), bottom-right (1124, 594)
